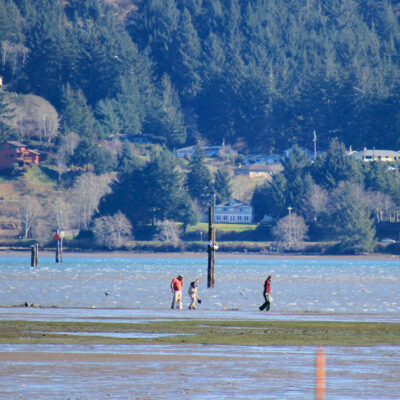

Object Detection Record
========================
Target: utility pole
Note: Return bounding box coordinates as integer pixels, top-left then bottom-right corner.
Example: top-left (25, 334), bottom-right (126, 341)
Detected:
top-left (207, 207), bottom-right (218, 288)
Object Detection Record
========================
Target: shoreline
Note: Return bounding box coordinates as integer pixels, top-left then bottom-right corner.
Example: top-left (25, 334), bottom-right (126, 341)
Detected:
top-left (0, 249), bottom-right (399, 260)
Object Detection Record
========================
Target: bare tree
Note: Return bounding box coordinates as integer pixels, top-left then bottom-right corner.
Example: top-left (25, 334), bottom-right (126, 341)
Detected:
top-left (69, 173), bottom-right (114, 231)
top-left (19, 196), bottom-right (42, 239)
top-left (93, 212), bottom-right (132, 249)
top-left (304, 184), bottom-right (329, 222)
top-left (32, 217), bottom-right (53, 245)
top-left (55, 147), bottom-right (68, 183)
top-left (7, 94), bottom-right (59, 143)
top-left (154, 220), bottom-right (181, 247)
top-left (1, 41), bottom-right (30, 75)
top-left (60, 132), bottom-right (80, 156)
top-left (273, 213), bottom-right (308, 250)
top-left (365, 191), bottom-right (395, 223)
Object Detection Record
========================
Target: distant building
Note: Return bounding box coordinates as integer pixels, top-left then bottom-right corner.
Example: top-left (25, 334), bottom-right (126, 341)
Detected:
top-left (213, 199), bottom-right (253, 224)
top-left (0, 141), bottom-right (40, 169)
top-left (118, 133), bottom-right (155, 144)
top-left (242, 153), bottom-right (281, 165)
top-left (176, 145), bottom-right (232, 158)
top-left (349, 148), bottom-right (400, 162)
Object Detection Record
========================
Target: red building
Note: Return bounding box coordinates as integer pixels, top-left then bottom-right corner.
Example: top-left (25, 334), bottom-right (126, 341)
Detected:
top-left (0, 141), bottom-right (40, 169)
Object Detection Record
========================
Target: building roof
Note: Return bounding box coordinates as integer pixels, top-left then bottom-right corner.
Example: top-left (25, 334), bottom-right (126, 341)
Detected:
top-left (177, 145), bottom-right (224, 152)
top-left (6, 141), bottom-right (26, 147)
top-left (361, 149), bottom-right (400, 157)
top-left (216, 199), bottom-right (251, 208)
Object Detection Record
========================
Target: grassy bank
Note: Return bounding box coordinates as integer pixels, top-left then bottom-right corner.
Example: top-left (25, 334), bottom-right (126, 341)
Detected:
top-left (1, 319), bottom-right (400, 346)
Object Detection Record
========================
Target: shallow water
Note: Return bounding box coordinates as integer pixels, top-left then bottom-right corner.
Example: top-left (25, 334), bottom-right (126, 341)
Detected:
top-left (0, 255), bottom-right (399, 315)
top-left (1, 255), bottom-right (400, 399)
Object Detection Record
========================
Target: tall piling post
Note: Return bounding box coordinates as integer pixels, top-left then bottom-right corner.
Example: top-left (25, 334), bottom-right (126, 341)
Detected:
top-left (31, 243), bottom-right (38, 267)
top-left (31, 245), bottom-right (35, 267)
top-left (207, 207), bottom-right (216, 288)
top-left (56, 240), bottom-right (60, 263)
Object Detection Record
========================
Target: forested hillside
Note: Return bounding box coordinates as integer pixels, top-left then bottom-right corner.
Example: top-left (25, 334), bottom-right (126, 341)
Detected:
top-left (1, 0), bottom-right (400, 253)
top-left (1, 0), bottom-right (399, 152)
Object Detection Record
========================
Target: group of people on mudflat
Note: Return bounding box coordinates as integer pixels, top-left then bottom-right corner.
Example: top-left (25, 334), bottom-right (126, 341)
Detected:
top-left (170, 274), bottom-right (273, 311)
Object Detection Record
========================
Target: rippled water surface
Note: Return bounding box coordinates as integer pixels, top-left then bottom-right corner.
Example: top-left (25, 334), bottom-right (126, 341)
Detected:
top-left (0, 255), bottom-right (399, 314)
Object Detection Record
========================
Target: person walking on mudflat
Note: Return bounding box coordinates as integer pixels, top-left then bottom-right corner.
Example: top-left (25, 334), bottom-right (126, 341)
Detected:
top-left (259, 275), bottom-right (273, 311)
top-left (188, 279), bottom-right (201, 309)
top-left (171, 274), bottom-right (184, 309)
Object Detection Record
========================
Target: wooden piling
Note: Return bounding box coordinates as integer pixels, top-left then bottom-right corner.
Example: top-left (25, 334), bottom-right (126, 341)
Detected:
top-left (207, 207), bottom-right (215, 288)
top-left (31, 244), bottom-right (38, 267)
top-left (55, 238), bottom-right (63, 263)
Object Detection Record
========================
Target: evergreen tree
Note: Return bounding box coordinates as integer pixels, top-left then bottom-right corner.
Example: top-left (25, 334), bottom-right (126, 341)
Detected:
top-left (143, 74), bottom-right (186, 146)
top-left (280, 145), bottom-right (315, 214)
top-left (174, 7), bottom-right (202, 99)
top-left (94, 98), bottom-right (120, 137)
top-left (214, 167), bottom-right (232, 204)
top-left (331, 183), bottom-right (376, 253)
top-left (313, 139), bottom-right (363, 190)
top-left (0, 89), bottom-right (17, 141)
top-left (60, 84), bottom-right (96, 139)
top-left (186, 146), bottom-right (214, 207)
top-left (70, 139), bottom-right (115, 174)
top-left (0, 0), bottom-right (24, 44)
top-left (100, 149), bottom-right (195, 227)
top-left (112, 74), bottom-right (143, 135)
top-left (117, 141), bottom-right (139, 176)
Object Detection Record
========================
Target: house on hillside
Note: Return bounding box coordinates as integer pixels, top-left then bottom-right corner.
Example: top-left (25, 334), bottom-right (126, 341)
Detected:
top-left (176, 144), bottom-right (233, 159)
top-left (0, 141), bottom-right (41, 169)
top-left (213, 199), bottom-right (253, 224)
top-left (118, 133), bottom-right (155, 144)
top-left (242, 153), bottom-right (281, 165)
top-left (349, 148), bottom-right (400, 162)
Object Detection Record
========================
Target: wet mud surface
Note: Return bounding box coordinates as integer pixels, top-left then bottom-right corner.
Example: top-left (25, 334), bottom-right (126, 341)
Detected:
top-left (1, 344), bottom-right (399, 399)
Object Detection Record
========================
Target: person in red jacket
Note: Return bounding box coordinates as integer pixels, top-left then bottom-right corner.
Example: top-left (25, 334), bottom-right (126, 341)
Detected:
top-left (171, 274), bottom-right (184, 309)
top-left (259, 275), bottom-right (273, 311)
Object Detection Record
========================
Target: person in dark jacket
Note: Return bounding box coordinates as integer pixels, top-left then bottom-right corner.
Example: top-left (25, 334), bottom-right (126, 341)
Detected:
top-left (259, 275), bottom-right (273, 311)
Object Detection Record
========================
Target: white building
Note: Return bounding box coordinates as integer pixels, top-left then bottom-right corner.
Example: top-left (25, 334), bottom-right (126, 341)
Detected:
top-left (349, 148), bottom-right (400, 162)
top-left (213, 199), bottom-right (253, 224)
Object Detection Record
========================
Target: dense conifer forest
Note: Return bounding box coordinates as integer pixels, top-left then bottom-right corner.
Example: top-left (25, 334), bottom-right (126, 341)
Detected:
top-left (0, 0), bottom-right (399, 151)
top-left (1, 0), bottom-right (400, 253)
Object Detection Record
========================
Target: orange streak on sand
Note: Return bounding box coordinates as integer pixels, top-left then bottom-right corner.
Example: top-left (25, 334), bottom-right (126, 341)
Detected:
top-left (316, 348), bottom-right (326, 400)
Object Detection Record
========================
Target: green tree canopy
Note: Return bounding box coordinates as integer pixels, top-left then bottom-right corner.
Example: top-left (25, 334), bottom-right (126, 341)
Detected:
top-left (186, 146), bottom-right (214, 207)
top-left (331, 183), bottom-right (376, 253)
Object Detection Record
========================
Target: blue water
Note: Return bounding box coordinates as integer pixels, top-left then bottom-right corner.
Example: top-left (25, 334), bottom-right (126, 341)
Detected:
top-left (0, 255), bottom-right (399, 315)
